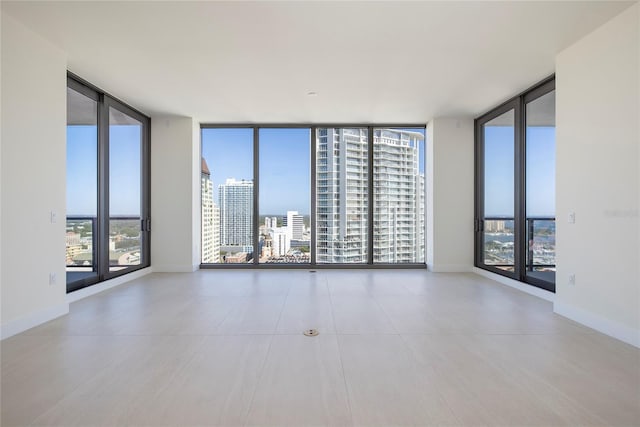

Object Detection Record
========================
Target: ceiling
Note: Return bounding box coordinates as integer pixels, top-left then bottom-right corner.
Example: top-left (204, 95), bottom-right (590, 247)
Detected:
top-left (2, 1), bottom-right (634, 123)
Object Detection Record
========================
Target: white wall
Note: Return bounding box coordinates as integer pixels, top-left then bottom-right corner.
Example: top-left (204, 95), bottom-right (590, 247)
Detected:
top-left (427, 118), bottom-right (474, 272)
top-left (1, 13), bottom-right (68, 337)
top-left (555, 4), bottom-right (640, 347)
top-left (150, 116), bottom-right (199, 272)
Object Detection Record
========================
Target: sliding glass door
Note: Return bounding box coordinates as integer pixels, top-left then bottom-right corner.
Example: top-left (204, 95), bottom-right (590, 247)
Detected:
top-left (524, 88), bottom-right (556, 286)
top-left (66, 83), bottom-right (99, 287)
top-left (107, 102), bottom-right (150, 276)
top-left (477, 106), bottom-right (517, 277)
top-left (66, 75), bottom-right (150, 292)
top-left (475, 77), bottom-right (555, 291)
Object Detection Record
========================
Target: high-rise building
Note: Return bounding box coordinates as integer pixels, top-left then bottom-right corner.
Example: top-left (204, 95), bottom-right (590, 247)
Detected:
top-left (373, 129), bottom-right (425, 263)
top-left (201, 158), bottom-right (220, 263)
top-left (219, 178), bottom-right (253, 252)
top-left (272, 228), bottom-right (289, 257)
top-left (316, 128), bottom-right (369, 263)
top-left (316, 128), bottom-right (424, 263)
top-left (265, 216), bottom-right (278, 230)
top-left (211, 204), bottom-right (220, 263)
top-left (286, 210), bottom-right (304, 241)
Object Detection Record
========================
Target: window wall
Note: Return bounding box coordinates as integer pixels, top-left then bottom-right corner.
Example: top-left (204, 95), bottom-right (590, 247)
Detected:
top-left (259, 128), bottom-right (311, 264)
top-left (373, 128), bottom-right (425, 263)
top-left (316, 128), bottom-right (369, 264)
top-left (201, 125), bottom-right (426, 267)
top-left (475, 76), bottom-right (555, 291)
top-left (66, 74), bottom-right (151, 292)
top-left (201, 128), bottom-right (253, 263)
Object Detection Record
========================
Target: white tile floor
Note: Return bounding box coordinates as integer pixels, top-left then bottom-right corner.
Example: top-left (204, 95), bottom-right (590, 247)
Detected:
top-left (2, 270), bottom-right (639, 426)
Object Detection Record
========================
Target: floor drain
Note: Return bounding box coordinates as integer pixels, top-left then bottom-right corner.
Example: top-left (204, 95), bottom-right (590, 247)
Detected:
top-left (303, 329), bottom-right (319, 337)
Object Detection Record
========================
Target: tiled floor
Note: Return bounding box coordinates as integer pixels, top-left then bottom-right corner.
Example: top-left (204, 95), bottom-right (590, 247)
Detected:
top-left (2, 270), bottom-right (639, 426)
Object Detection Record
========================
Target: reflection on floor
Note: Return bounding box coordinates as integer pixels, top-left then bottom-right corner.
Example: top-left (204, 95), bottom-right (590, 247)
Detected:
top-left (2, 270), bottom-right (639, 426)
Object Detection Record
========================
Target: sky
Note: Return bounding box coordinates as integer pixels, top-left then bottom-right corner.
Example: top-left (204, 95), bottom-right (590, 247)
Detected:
top-left (484, 126), bottom-right (555, 217)
top-left (202, 128), bottom-right (311, 215)
top-left (202, 128), bottom-right (425, 216)
top-left (67, 125), bottom-right (141, 216)
top-left (67, 126), bottom-right (97, 216)
top-left (68, 124), bottom-right (552, 219)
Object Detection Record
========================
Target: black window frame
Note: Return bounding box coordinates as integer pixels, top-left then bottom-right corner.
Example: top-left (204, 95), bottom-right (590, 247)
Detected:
top-left (200, 124), bottom-right (427, 269)
top-left (474, 75), bottom-right (556, 292)
top-left (66, 72), bottom-right (151, 293)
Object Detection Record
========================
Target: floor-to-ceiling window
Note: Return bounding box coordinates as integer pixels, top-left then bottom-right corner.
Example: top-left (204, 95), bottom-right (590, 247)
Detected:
top-left (66, 74), bottom-right (151, 292)
top-left (200, 127), bottom-right (254, 264)
top-left (259, 128), bottom-right (311, 264)
top-left (316, 127), bottom-right (369, 264)
top-left (201, 125), bottom-right (426, 267)
top-left (373, 128), bottom-right (425, 264)
top-left (475, 76), bottom-right (555, 291)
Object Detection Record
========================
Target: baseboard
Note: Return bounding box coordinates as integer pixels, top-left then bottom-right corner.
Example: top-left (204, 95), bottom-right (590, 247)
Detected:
top-left (1, 302), bottom-right (69, 340)
top-left (427, 263), bottom-right (472, 273)
top-left (151, 264), bottom-right (198, 273)
top-left (554, 301), bottom-right (640, 348)
top-left (66, 267), bottom-right (153, 303)
top-left (472, 267), bottom-right (555, 302)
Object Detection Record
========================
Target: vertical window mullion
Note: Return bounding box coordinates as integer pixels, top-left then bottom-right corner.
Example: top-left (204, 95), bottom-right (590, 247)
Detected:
top-left (97, 95), bottom-right (110, 281)
top-left (367, 126), bottom-right (374, 265)
top-left (474, 119), bottom-right (484, 268)
top-left (311, 127), bottom-right (317, 266)
top-left (514, 98), bottom-right (526, 282)
top-left (142, 115), bottom-right (151, 267)
top-left (253, 127), bottom-right (260, 265)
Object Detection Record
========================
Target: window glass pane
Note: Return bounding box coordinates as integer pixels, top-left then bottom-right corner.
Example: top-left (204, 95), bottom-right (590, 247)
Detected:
top-left (201, 128), bottom-right (254, 263)
top-left (526, 91), bottom-right (556, 282)
top-left (66, 88), bottom-right (98, 282)
top-left (109, 107), bottom-right (142, 271)
top-left (316, 128), bottom-right (368, 263)
top-left (259, 128), bottom-right (310, 264)
top-left (373, 128), bottom-right (425, 263)
top-left (483, 109), bottom-right (515, 271)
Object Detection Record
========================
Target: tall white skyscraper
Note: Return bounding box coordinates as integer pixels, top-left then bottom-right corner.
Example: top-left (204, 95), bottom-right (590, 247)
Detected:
top-left (219, 178), bottom-right (253, 251)
top-left (265, 216), bottom-right (278, 230)
top-left (316, 128), bottom-right (424, 263)
top-left (211, 204), bottom-right (220, 263)
top-left (286, 210), bottom-right (304, 241)
top-left (272, 228), bottom-right (289, 256)
top-left (316, 128), bottom-right (369, 263)
top-left (201, 158), bottom-right (220, 263)
top-left (373, 129), bottom-right (424, 263)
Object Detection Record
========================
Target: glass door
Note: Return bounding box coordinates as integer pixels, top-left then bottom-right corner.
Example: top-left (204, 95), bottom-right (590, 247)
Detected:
top-left (67, 75), bottom-right (150, 292)
top-left (524, 87), bottom-right (556, 289)
top-left (66, 82), bottom-right (99, 289)
top-left (476, 105), bottom-right (518, 278)
top-left (475, 76), bottom-right (555, 292)
top-left (105, 100), bottom-right (150, 278)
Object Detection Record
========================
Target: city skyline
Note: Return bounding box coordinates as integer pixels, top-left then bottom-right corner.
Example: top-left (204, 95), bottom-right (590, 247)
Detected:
top-left (200, 127), bottom-right (427, 264)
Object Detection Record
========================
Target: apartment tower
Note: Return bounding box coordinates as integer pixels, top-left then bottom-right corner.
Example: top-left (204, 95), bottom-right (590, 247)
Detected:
top-left (201, 158), bottom-right (220, 263)
top-left (219, 178), bottom-right (254, 252)
top-left (316, 128), bottom-right (424, 263)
